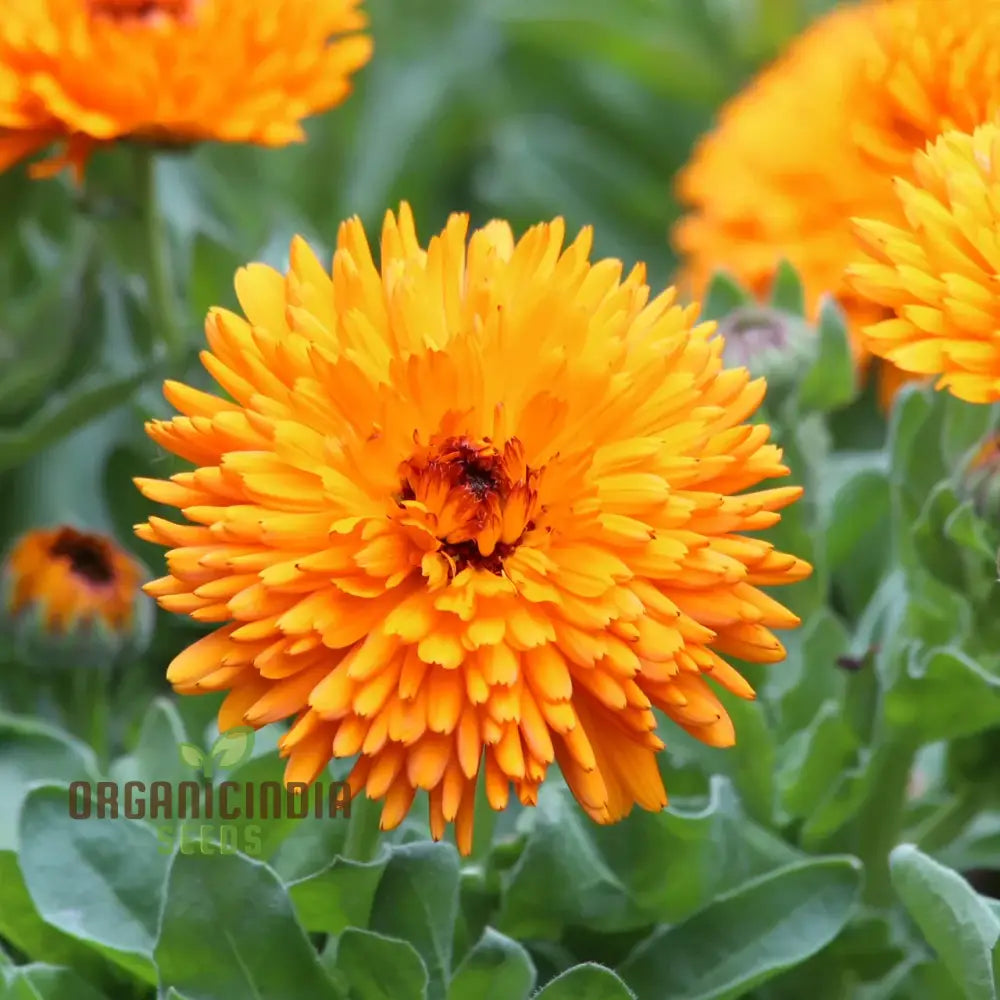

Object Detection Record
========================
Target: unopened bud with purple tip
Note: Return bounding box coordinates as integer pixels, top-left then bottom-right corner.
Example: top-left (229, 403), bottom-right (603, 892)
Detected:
top-left (718, 306), bottom-right (815, 390)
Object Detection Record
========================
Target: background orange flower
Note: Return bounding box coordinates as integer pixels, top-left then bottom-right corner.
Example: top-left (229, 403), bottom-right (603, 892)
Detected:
top-left (3, 525), bottom-right (142, 632)
top-left (848, 124), bottom-right (1000, 403)
top-left (673, 0), bottom-right (1000, 403)
top-left (0, 0), bottom-right (372, 178)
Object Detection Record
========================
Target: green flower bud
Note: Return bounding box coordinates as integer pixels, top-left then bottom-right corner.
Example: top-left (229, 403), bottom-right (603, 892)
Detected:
top-left (718, 306), bottom-right (816, 391)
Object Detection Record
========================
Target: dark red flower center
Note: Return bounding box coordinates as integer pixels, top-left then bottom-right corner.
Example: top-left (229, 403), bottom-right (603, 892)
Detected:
top-left (397, 435), bottom-right (541, 575)
top-left (87, 0), bottom-right (195, 23)
top-left (49, 528), bottom-right (116, 585)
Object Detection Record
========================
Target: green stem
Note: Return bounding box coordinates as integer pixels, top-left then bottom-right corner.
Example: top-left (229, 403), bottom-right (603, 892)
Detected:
top-left (342, 792), bottom-right (383, 863)
top-left (0, 651), bottom-right (38, 716)
top-left (88, 672), bottom-right (111, 774)
top-left (856, 739), bottom-right (917, 906)
top-left (916, 790), bottom-right (983, 853)
top-left (67, 665), bottom-right (111, 772)
top-left (133, 146), bottom-right (184, 361)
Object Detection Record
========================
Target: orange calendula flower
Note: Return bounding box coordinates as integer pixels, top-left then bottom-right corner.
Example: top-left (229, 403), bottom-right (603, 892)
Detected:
top-left (848, 123), bottom-right (1000, 403)
top-left (673, 0), bottom-right (1000, 403)
top-left (0, 0), bottom-right (372, 179)
top-left (136, 204), bottom-right (811, 854)
top-left (2, 526), bottom-right (143, 633)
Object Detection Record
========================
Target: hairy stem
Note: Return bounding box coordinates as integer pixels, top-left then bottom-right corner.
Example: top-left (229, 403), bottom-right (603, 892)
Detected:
top-left (857, 739), bottom-right (917, 906)
top-left (134, 146), bottom-right (185, 361)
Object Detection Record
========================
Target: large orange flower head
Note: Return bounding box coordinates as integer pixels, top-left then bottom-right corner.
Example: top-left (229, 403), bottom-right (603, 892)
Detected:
top-left (0, 0), bottom-right (372, 178)
top-left (848, 123), bottom-right (1000, 403)
top-left (136, 204), bottom-right (811, 854)
top-left (673, 0), bottom-right (1000, 397)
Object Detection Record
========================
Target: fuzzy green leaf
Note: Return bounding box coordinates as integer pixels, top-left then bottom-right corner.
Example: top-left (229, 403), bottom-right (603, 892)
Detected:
top-left (890, 844), bottom-right (1000, 1000)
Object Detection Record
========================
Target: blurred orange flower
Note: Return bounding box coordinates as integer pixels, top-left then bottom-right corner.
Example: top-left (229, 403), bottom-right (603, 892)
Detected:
top-left (673, 0), bottom-right (1000, 403)
top-left (3, 526), bottom-right (142, 633)
top-left (0, 0), bottom-right (372, 179)
top-left (136, 204), bottom-right (810, 854)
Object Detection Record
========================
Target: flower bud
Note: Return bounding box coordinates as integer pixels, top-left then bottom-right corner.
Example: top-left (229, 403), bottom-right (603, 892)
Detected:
top-left (718, 306), bottom-right (816, 390)
top-left (0, 526), bottom-right (152, 671)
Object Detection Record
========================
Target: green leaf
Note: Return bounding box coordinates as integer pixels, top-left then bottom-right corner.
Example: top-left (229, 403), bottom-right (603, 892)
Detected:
top-left (849, 569), bottom-right (908, 661)
top-left (207, 749), bottom-right (304, 861)
top-left (155, 850), bottom-right (344, 1000)
top-left (616, 856), bottom-right (863, 1000)
top-left (18, 785), bottom-right (165, 984)
top-left (943, 501), bottom-right (997, 563)
top-left (210, 725), bottom-right (255, 769)
top-left (885, 646), bottom-right (1000, 743)
top-left (769, 260), bottom-right (805, 315)
top-left (446, 928), bottom-right (535, 1000)
top-left (0, 964), bottom-right (112, 1000)
top-left (940, 397), bottom-right (998, 467)
top-left (906, 575), bottom-right (974, 650)
top-left (269, 807), bottom-right (349, 883)
top-left (940, 813), bottom-right (1000, 873)
top-left (796, 297), bottom-right (856, 413)
top-left (329, 928), bottom-right (429, 1000)
top-left (769, 610), bottom-right (849, 738)
top-left (0, 363), bottom-right (162, 474)
top-left (701, 271), bottom-right (752, 323)
top-left (798, 753), bottom-right (874, 849)
top-left (177, 744), bottom-right (204, 770)
top-left (714, 695), bottom-right (775, 826)
top-left (111, 698), bottom-right (190, 788)
top-left (0, 228), bottom-right (92, 422)
top-left (888, 383), bottom-right (931, 472)
top-left (495, 784), bottom-right (664, 938)
top-left (0, 714), bottom-right (97, 851)
top-left (759, 909), bottom-right (907, 1000)
top-left (500, 779), bottom-right (798, 941)
top-left (907, 960), bottom-right (970, 1000)
top-left (825, 467), bottom-right (892, 615)
top-left (887, 384), bottom-right (942, 503)
top-left (287, 852), bottom-right (389, 935)
top-left (776, 701), bottom-right (859, 822)
top-left (0, 852), bottom-right (111, 983)
top-left (912, 484), bottom-right (968, 591)
top-left (826, 468), bottom-right (892, 571)
top-left (533, 964), bottom-right (635, 999)
top-left (369, 842), bottom-right (460, 1000)
top-left (890, 844), bottom-right (1000, 1000)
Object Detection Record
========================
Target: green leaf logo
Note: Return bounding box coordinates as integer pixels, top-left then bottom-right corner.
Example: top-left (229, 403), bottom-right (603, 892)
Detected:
top-left (210, 726), bottom-right (255, 770)
top-left (178, 743), bottom-right (205, 770)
